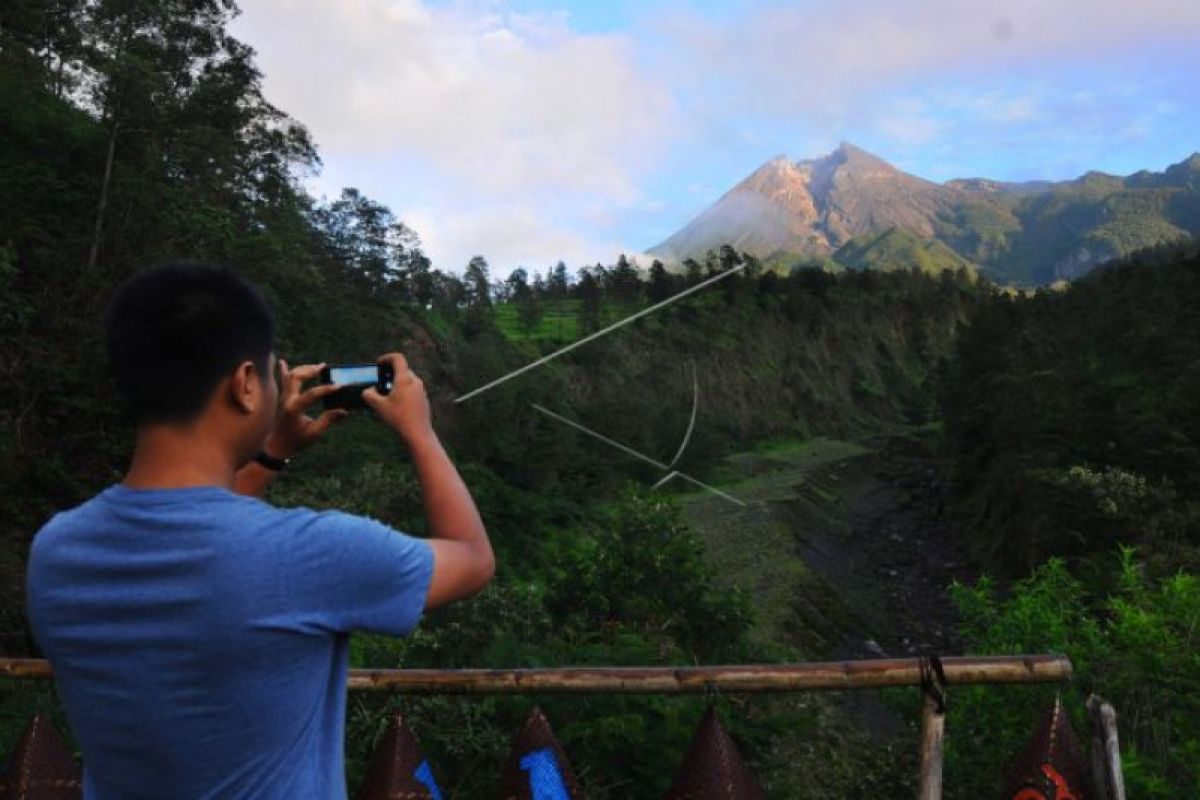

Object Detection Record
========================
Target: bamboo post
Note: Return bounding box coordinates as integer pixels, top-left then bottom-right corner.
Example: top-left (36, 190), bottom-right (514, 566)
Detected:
top-left (0, 655), bottom-right (1072, 693)
top-left (918, 691), bottom-right (946, 800)
top-left (1087, 694), bottom-right (1126, 800)
top-left (917, 656), bottom-right (947, 800)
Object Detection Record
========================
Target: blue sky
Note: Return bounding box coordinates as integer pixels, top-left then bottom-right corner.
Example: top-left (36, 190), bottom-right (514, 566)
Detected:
top-left (233, 0), bottom-right (1200, 277)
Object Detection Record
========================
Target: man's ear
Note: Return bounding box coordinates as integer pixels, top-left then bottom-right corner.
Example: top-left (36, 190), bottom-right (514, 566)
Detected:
top-left (229, 360), bottom-right (260, 415)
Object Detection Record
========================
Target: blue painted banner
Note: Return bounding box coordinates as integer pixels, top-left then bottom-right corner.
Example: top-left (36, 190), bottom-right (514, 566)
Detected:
top-left (519, 747), bottom-right (571, 800)
top-left (413, 759), bottom-right (444, 800)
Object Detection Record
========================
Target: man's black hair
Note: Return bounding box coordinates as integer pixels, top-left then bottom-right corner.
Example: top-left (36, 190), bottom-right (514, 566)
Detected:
top-left (106, 261), bottom-right (276, 424)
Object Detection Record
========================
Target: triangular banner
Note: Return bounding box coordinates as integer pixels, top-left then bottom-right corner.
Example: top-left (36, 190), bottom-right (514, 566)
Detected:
top-left (356, 711), bottom-right (444, 800)
top-left (663, 706), bottom-right (765, 800)
top-left (0, 713), bottom-right (82, 800)
top-left (496, 707), bottom-right (584, 800)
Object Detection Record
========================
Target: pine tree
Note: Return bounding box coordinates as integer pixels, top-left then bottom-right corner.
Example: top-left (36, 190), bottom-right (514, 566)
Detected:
top-left (648, 259), bottom-right (673, 303)
top-left (463, 255), bottom-right (494, 337)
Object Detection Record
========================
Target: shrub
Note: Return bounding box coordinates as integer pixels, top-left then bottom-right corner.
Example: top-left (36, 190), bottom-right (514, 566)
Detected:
top-left (947, 547), bottom-right (1200, 798)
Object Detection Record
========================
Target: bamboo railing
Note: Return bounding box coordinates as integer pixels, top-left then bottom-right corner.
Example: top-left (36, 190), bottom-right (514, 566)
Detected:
top-left (0, 654), bottom-right (1073, 798)
top-left (1, 653), bottom-right (1072, 691)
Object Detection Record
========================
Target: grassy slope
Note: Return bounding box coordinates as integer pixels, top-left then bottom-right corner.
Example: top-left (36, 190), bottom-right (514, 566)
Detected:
top-left (675, 437), bottom-right (867, 649)
top-left (493, 298), bottom-right (581, 342)
top-left (665, 434), bottom-right (919, 796)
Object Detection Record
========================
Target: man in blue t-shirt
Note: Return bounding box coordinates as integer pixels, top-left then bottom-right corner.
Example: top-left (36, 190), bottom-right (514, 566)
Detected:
top-left (25, 262), bottom-right (495, 798)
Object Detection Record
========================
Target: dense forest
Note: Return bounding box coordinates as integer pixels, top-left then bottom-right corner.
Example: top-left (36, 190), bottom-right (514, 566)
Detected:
top-left (2, 2), bottom-right (1197, 798)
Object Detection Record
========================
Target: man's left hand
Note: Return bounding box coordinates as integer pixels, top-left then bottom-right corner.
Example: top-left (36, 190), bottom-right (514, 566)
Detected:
top-left (263, 360), bottom-right (349, 458)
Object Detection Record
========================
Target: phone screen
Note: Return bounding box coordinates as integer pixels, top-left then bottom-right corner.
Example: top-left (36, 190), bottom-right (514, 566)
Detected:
top-left (329, 365), bottom-right (377, 385)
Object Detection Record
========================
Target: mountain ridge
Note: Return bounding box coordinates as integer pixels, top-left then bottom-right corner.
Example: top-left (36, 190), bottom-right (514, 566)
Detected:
top-left (649, 145), bottom-right (1200, 285)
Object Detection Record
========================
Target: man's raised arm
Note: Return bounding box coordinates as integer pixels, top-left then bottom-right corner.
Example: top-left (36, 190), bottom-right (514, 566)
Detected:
top-left (363, 353), bottom-right (494, 610)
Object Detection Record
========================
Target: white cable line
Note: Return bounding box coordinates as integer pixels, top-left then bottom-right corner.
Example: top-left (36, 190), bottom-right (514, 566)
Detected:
top-left (455, 265), bottom-right (746, 403)
top-left (667, 362), bottom-right (699, 469)
top-left (531, 404), bottom-right (746, 507)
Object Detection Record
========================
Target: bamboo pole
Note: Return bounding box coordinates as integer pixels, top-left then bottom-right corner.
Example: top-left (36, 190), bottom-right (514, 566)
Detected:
top-left (1087, 694), bottom-right (1126, 800)
top-left (917, 691), bottom-right (946, 800)
top-left (0, 655), bottom-right (1071, 694)
top-left (916, 655), bottom-right (948, 799)
top-left (0, 660), bottom-right (52, 679)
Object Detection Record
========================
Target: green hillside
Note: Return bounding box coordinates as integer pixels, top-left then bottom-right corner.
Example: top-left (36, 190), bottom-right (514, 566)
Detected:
top-left (942, 235), bottom-right (1200, 573)
top-left (833, 228), bottom-right (978, 276)
top-left (936, 236), bottom-right (1200, 796)
top-left (932, 196), bottom-right (1024, 267)
top-left (987, 166), bottom-right (1200, 284)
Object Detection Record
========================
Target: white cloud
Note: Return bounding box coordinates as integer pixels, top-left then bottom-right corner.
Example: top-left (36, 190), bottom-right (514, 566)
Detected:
top-left (401, 203), bottom-right (595, 272)
top-left (235, 2), bottom-right (676, 194)
top-left (231, 0), bottom-right (677, 274)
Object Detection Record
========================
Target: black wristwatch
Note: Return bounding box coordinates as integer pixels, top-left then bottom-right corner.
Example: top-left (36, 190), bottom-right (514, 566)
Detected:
top-left (254, 451), bottom-right (290, 471)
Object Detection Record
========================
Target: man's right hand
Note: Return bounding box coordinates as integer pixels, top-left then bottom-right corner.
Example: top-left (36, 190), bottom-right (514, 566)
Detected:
top-left (363, 351), bottom-right (494, 610)
top-left (362, 352), bottom-right (434, 445)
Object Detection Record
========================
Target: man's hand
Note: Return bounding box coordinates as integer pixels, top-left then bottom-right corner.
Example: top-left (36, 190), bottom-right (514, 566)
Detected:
top-left (362, 353), bottom-right (434, 445)
top-left (364, 353), bottom-right (495, 609)
top-left (264, 359), bottom-right (348, 458)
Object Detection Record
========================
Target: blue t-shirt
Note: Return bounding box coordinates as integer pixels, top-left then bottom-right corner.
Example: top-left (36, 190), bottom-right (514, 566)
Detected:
top-left (25, 483), bottom-right (435, 799)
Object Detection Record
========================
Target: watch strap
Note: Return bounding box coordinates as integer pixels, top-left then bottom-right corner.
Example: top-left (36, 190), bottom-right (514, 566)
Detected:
top-left (254, 451), bottom-right (290, 471)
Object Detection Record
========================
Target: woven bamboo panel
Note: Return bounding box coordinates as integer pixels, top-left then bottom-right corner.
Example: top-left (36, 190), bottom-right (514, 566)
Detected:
top-left (1007, 697), bottom-right (1093, 800)
top-left (663, 706), bottom-right (765, 800)
top-left (0, 714), bottom-right (81, 800)
top-left (356, 712), bottom-right (442, 800)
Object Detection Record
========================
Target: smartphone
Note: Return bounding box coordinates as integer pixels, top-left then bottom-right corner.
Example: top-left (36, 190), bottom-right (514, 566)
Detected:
top-left (319, 362), bottom-right (395, 411)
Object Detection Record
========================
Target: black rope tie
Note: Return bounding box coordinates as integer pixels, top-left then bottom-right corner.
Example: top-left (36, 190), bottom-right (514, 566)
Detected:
top-left (919, 655), bottom-right (947, 714)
